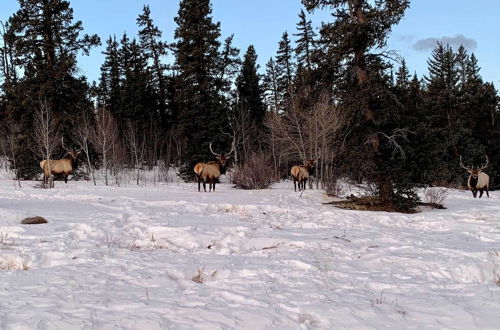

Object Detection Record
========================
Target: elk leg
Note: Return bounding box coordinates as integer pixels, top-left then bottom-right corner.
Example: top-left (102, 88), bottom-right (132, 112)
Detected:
top-left (479, 189), bottom-right (484, 198)
top-left (198, 177), bottom-right (201, 192)
top-left (486, 186), bottom-right (490, 198)
top-left (213, 181), bottom-right (216, 192)
top-left (293, 179), bottom-right (297, 192)
top-left (472, 189), bottom-right (477, 198)
top-left (64, 173), bottom-right (68, 183)
top-left (303, 178), bottom-right (307, 191)
top-left (203, 181), bottom-right (206, 192)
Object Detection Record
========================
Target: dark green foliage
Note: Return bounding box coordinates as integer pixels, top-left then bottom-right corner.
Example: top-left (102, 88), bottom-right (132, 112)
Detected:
top-left (234, 45), bottom-right (266, 159)
top-left (171, 0), bottom-right (231, 180)
top-left (294, 10), bottom-right (316, 71)
top-left (419, 44), bottom-right (498, 186)
top-left (0, 0), bottom-right (498, 200)
top-left (1, 0), bottom-right (99, 179)
top-left (275, 32), bottom-right (294, 111)
top-left (137, 5), bottom-right (170, 129)
top-left (303, 0), bottom-right (415, 208)
top-left (263, 57), bottom-right (280, 112)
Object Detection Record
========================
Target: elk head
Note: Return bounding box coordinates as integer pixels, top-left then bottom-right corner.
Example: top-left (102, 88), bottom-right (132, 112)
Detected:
top-left (209, 141), bottom-right (235, 174)
top-left (62, 137), bottom-right (82, 162)
top-left (460, 155), bottom-right (489, 179)
top-left (306, 159), bottom-right (317, 175)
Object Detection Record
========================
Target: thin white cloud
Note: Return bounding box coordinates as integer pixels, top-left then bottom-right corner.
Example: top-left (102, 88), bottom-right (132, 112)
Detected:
top-left (413, 34), bottom-right (477, 51)
top-left (396, 34), bottom-right (415, 43)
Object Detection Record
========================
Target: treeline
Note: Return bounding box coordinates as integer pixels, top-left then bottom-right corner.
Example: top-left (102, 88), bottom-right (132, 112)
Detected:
top-left (0, 0), bottom-right (499, 210)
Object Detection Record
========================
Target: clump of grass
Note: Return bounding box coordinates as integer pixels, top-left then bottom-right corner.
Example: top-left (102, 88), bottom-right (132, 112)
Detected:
top-left (0, 233), bottom-right (15, 247)
top-left (192, 267), bottom-right (205, 284)
top-left (191, 267), bottom-right (217, 284)
top-left (0, 255), bottom-right (29, 271)
top-left (21, 216), bottom-right (48, 225)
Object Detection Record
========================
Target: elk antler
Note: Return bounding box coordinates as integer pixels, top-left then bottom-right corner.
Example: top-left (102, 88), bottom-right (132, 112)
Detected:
top-left (225, 140), bottom-right (235, 157)
top-left (61, 137), bottom-right (69, 152)
top-left (478, 155), bottom-right (489, 171)
top-left (209, 142), bottom-right (219, 156)
top-left (459, 155), bottom-right (472, 172)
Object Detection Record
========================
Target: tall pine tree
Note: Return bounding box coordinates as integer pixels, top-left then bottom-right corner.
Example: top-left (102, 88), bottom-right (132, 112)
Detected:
top-left (234, 45), bottom-right (266, 159)
top-left (171, 0), bottom-right (230, 180)
top-left (3, 0), bottom-right (100, 178)
top-left (303, 0), bottom-right (413, 208)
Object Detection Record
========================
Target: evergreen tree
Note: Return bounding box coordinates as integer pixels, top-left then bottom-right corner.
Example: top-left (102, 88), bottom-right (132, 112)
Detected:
top-left (171, 0), bottom-right (230, 180)
top-left (234, 45), bottom-right (266, 159)
top-left (395, 59), bottom-right (410, 89)
top-left (455, 45), bottom-right (469, 87)
top-left (217, 34), bottom-right (241, 95)
top-left (137, 5), bottom-right (169, 128)
top-left (423, 43), bottom-right (465, 183)
top-left (99, 36), bottom-right (121, 117)
top-left (3, 0), bottom-right (100, 178)
top-left (303, 0), bottom-right (413, 208)
top-left (294, 10), bottom-right (316, 70)
top-left (236, 46), bottom-right (265, 126)
top-left (275, 31), bottom-right (294, 110)
top-left (263, 57), bottom-right (280, 113)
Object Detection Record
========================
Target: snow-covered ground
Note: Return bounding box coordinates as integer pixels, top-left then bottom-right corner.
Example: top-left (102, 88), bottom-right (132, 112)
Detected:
top-left (1, 171), bottom-right (500, 329)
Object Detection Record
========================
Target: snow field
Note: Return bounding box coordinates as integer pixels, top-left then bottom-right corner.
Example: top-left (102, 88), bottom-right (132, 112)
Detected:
top-left (0, 175), bottom-right (500, 329)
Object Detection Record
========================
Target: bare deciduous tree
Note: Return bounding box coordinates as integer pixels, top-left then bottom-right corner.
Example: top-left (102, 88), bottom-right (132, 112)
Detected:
top-left (32, 100), bottom-right (59, 188)
top-left (125, 122), bottom-right (146, 185)
top-left (91, 108), bottom-right (119, 186)
top-left (267, 89), bottom-right (346, 187)
top-left (0, 126), bottom-right (21, 187)
top-left (73, 113), bottom-right (96, 185)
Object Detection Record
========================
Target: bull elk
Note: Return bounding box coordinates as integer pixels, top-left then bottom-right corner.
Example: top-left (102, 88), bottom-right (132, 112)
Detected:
top-left (291, 159), bottom-right (316, 192)
top-left (193, 142), bottom-right (234, 192)
top-left (40, 138), bottom-right (81, 185)
top-left (460, 155), bottom-right (490, 198)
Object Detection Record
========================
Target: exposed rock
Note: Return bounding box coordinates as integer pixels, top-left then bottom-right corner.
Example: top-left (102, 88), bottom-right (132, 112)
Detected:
top-left (21, 216), bottom-right (48, 225)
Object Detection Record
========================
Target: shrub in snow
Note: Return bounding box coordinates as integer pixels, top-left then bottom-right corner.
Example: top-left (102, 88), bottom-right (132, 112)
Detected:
top-left (21, 216), bottom-right (48, 225)
top-left (423, 187), bottom-right (449, 208)
top-left (232, 153), bottom-right (278, 189)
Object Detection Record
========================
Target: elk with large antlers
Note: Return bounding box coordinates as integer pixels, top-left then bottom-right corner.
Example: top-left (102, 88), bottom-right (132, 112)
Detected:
top-left (40, 138), bottom-right (81, 185)
top-left (460, 155), bottom-right (490, 198)
top-left (290, 159), bottom-right (316, 192)
top-left (193, 142), bottom-right (234, 192)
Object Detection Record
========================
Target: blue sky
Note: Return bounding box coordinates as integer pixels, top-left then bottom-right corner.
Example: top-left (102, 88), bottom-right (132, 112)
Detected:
top-left (1, 0), bottom-right (499, 84)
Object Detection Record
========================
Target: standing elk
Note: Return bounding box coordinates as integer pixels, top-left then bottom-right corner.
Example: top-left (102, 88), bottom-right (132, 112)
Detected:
top-left (291, 159), bottom-right (316, 192)
top-left (460, 155), bottom-right (490, 198)
top-left (194, 142), bottom-right (234, 192)
top-left (40, 138), bottom-right (81, 185)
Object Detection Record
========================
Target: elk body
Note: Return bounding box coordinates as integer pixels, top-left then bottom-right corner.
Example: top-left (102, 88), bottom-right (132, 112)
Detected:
top-left (40, 139), bottom-right (81, 185)
top-left (290, 160), bottom-right (316, 192)
top-left (460, 156), bottom-right (490, 198)
top-left (194, 143), bottom-right (234, 192)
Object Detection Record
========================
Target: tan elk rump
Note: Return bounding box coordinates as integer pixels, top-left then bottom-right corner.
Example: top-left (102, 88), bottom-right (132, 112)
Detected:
top-left (291, 159), bottom-right (316, 192)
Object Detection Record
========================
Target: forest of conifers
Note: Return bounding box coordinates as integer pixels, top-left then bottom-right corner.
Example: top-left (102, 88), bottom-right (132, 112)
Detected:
top-left (1, 0), bottom-right (499, 211)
